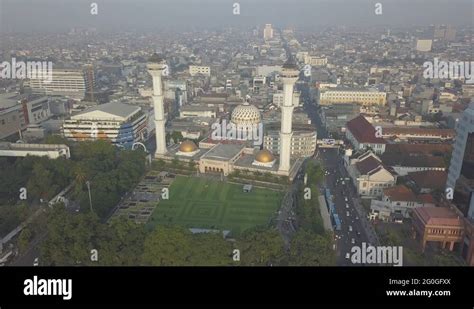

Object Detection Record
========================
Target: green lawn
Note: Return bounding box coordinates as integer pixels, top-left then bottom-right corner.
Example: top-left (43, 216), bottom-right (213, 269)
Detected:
top-left (147, 176), bottom-right (283, 234)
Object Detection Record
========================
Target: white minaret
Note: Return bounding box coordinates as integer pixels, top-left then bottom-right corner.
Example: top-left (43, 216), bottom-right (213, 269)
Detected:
top-left (147, 54), bottom-right (167, 157)
top-left (278, 56), bottom-right (299, 173)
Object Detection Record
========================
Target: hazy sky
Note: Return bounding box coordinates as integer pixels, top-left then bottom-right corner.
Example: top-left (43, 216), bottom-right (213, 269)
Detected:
top-left (0, 0), bottom-right (472, 33)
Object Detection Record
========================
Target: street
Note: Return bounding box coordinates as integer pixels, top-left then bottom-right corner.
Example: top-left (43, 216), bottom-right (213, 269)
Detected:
top-left (299, 78), bottom-right (380, 266)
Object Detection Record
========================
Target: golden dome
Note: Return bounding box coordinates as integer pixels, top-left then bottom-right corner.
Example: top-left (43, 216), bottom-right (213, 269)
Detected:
top-left (255, 149), bottom-right (275, 163)
top-left (179, 140), bottom-right (198, 153)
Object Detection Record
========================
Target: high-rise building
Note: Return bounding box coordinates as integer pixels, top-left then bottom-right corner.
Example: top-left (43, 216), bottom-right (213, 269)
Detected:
top-left (447, 103), bottom-right (474, 218)
top-left (263, 24), bottom-right (274, 40)
top-left (433, 25), bottom-right (456, 41)
top-left (26, 68), bottom-right (87, 100)
top-left (445, 102), bottom-right (474, 265)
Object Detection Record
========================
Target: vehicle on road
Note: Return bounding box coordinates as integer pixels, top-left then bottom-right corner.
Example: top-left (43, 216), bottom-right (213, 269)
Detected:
top-left (351, 238), bottom-right (355, 244)
top-left (33, 257), bottom-right (39, 266)
top-left (345, 197), bottom-right (348, 202)
top-left (349, 225), bottom-right (353, 232)
top-left (346, 204), bottom-right (349, 209)
top-left (346, 211), bottom-right (350, 217)
top-left (345, 253), bottom-right (350, 259)
top-left (333, 214), bottom-right (342, 231)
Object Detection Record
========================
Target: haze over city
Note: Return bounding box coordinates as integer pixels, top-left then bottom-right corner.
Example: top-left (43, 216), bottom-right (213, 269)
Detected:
top-left (0, 0), bottom-right (472, 33)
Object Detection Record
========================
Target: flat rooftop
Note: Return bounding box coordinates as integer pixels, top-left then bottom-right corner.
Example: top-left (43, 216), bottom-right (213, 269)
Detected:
top-left (201, 143), bottom-right (245, 161)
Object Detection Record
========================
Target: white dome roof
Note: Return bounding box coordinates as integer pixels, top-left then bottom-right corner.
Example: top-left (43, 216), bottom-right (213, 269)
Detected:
top-left (231, 103), bottom-right (261, 126)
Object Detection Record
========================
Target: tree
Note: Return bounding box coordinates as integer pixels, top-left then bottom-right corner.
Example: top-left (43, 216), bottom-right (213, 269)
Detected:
top-left (142, 225), bottom-right (193, 266)
top-left (17, 227), bottom-right (33, 254)
top-left (97, 216), bottom-right (146, 266)
top-left (27, 163), bottom-right (56, 201)
top-left (288, 230), bottom-right (336, 266)
top-left (43, 135), bottom-right (70, 146)
top-left (152, 159), bottom-right (166, 171)
top-left (40, 204), bottom-right (102, 266)
top-left (189, 233), bottom-right (233, 266)
top-left (237, 227), bottom-right (285, 266)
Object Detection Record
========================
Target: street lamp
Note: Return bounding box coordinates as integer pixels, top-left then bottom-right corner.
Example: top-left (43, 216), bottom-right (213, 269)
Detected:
top-left (85, 181), bottom-right (93, 213)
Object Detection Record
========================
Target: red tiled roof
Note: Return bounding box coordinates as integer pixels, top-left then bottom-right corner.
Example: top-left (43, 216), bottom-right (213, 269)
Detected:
top-left (346, 115), bottom-right (386, 144)
top-left (408, 170), bottom-right (448, 190)
top-left (383, 185), bottom-right (418, 202)
top-left (414, 207), bottom-right (463, 227)
top-left (418, 194), bottom-right (436, 204)
top-left (356, 156), bottom-right (382, 175)
top-left (385, 143), bottom-right (452, 156)
top-left (381, 153), bottom-right (446, 168)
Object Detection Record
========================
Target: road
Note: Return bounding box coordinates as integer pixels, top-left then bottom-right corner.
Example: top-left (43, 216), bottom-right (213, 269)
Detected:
top-left (299, 79), bottom-right (380, 266)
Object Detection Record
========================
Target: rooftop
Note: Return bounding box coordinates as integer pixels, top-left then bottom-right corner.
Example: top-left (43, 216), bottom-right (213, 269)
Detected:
top-left (346, 115), bottom-right (386, 144)
top-left (355, 156), bottom-right (383, 175)
top-left (72, 102), bottom-right (141, 120)
top-left (408, 170), bottom-right (448, 190)
top-left (383, 185), bottom-right (418, 202)
top-left (414, 207), bottom-right (463, 227)
top-left (201, 143), bottom-right (245, 161)
top-left (381, 153), bottom-right (446, 168)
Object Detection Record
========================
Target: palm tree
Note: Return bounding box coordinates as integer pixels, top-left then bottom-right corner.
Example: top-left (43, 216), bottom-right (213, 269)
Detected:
top-left (72, 163), bottom-right (88, 196)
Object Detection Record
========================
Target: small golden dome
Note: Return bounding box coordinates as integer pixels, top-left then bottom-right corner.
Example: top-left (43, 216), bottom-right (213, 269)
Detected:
top-left (255, 149), bottom-right (275, 163)
top-left (179, 140), bottom-right (198, 153)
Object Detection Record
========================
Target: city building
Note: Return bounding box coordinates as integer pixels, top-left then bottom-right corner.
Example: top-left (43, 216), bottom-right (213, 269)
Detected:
top-left (0, 142), bottom-right (70, 159)
top-left (0, 94), bottom-right (51, 139)
top-left (381, 153), bottom-right (447, 176)
top-left (189, 65), bottom-right (211, 77)
top-left (305, 56), bottom-right (328, 66)
top-left (345, 151), bottom-right (397, 198)
top-left (416, 39), bottom-right (433, 52)
top-left (263, 24), bottom-right (274, 40)
top-left (319, 103), bottom-right (360, 134)
top-left (263, 129), bottom-right (317, 158)
top-left (272, 91), bottom-right (300, 108)
top-left (153, 56), bottom-right (302, 181)
top-left (180, 105), bottom-right (217, 118)
top-left (345, 115), bottom-right (386, 155)
top-left (26, 68), bottom-right (87, 100)
top-left (370, 185), bottom-right (435, 220)
top-left (319, 89), bottom-right (386, 106)
top-left (62, 102), bottom-right (147, 148)
top-left (412, 206), bottom-right (463, 252)
top-left (406, 170), bottom-right (448, 194)
top-left (382, 127), bottom-right (455, 142)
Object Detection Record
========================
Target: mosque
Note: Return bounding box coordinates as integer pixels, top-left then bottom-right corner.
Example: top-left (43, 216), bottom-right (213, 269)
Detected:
top-left (147, 54), bottom-right (302, 181)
